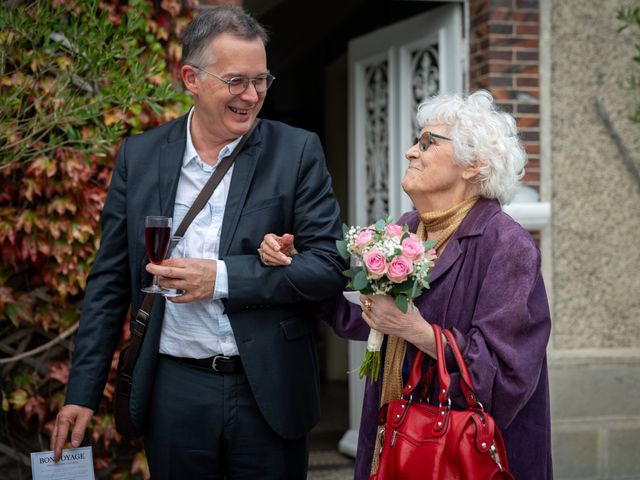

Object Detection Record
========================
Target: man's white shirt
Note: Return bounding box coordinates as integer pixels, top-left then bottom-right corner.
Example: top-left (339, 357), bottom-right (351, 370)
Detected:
top-left (159, 107), bottom-right (241, 358)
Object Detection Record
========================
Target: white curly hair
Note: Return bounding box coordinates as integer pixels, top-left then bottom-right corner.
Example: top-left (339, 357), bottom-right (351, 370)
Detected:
top-left (416, 90), bottom-right (526, 205)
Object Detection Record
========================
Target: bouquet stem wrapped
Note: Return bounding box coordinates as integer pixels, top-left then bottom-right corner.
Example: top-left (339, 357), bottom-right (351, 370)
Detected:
top-left (337, 217), bottom-right (437, 382)
top-left (359, 329), bottom-right (384, 380)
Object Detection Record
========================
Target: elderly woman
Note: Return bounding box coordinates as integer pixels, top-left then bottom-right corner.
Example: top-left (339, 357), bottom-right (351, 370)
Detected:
top-left (258, 90), bottom-right (552, 480)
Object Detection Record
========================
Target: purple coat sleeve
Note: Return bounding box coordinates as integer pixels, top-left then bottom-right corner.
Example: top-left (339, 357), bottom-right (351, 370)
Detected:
top-left (449, 225), bottom-right (551, 430)
top-left (316, 293), bottom-right (370, 341)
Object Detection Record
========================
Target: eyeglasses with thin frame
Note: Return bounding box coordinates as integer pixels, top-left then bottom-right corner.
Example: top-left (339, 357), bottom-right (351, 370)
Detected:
top-left (192, 65), bottom-right (275, 95)
top-left (414, 131), bottom-right (453, 152)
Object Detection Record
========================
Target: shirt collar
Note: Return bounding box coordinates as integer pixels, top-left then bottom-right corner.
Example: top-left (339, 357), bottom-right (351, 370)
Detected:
top-left (183, 107), bottom-right (244, 168)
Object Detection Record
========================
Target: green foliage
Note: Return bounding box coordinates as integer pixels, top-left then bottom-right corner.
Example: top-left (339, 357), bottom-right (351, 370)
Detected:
top-left (617, 6), bottom-right (640, 122)
top-left (0, 0), bottom-right (193, 476)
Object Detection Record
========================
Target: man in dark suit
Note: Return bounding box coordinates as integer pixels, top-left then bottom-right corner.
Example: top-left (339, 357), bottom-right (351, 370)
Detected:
top-left (50, 6), bottom-right (345, 478)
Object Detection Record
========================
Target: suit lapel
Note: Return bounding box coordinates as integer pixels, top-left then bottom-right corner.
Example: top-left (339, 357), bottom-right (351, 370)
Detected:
top-left (219, 126), bottom-right (263, 256)
top-left (158, 115), bottom-right (188, 217)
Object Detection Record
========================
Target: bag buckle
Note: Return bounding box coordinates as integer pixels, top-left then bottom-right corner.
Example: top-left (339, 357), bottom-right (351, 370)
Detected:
top-left (211, 355), bottom-right (231, 372)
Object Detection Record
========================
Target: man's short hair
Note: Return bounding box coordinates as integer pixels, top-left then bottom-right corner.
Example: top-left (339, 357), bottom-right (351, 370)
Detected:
top-left (181, 5), bottom-right (269, 67)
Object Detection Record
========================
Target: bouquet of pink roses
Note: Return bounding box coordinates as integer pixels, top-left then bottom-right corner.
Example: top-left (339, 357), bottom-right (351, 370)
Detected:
top-left (336, 217), bottom-right (437, 381)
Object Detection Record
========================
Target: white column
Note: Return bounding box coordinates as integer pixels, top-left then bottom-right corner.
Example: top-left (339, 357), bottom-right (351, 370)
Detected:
top-left (338, 340), bottom-right (366, 457)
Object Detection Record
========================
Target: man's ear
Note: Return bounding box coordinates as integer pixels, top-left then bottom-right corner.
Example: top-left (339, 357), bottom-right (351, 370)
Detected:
top-left (181, 65), bottom-right (198, 96)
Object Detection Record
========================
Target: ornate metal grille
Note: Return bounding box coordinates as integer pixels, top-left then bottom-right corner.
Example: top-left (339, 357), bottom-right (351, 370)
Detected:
top-left (410, 45), bottom-right (440, 144)
top-left (364, 61), bottom-right (389, 224)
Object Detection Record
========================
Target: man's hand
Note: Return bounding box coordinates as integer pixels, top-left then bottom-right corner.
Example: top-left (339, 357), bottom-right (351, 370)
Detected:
top-left (50, 405), bottom-right (94, 461)
top-left (259, 233), bottom-right (297, 266)
top-left (146, 258), bottom-right (217, 303)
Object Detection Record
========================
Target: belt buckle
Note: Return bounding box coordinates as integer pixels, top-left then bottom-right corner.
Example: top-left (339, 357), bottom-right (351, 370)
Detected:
top-left (211, 355), bottom-right (231, 372)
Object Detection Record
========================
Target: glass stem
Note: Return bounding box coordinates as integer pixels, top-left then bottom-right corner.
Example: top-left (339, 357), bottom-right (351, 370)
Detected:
top-left (153, 275), bottom-right (160, 288)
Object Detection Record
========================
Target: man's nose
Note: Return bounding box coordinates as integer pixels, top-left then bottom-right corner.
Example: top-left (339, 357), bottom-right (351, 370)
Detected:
top-left (240, 81), bottom-right (260, 102)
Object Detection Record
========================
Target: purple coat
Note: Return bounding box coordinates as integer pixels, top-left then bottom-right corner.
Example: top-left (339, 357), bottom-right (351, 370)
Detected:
top-left (325, 198), bottom-right (552, 480)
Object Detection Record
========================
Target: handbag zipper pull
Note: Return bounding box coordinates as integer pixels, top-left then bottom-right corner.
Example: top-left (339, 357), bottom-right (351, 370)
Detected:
top-left (390, 429), bottom-right (398, 447)
top-left (377, 426), bottom-right (385, 455)
top-left (489, 444), bottom-right (504, 472)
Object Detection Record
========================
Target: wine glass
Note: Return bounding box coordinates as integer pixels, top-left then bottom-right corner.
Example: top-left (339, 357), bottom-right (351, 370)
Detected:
top-left (142, 216), bottom-right (172, 294)
top-left (162, 235), bottom-right (185, 298)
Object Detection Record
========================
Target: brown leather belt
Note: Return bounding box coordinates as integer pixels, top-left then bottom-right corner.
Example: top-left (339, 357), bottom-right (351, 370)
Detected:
top-left (161, 354), bottom-right (244, 374)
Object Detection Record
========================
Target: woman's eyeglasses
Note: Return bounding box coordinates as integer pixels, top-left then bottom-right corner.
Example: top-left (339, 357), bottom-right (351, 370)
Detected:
top-left (414, 131), bottom-right (453, 152)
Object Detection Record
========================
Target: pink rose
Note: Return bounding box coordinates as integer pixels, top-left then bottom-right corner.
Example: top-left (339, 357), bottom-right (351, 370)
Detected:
top-left (387, 256), bottom-right (414, 283)
top-left (363, 250), bottom-right (387, 279)
top-left (385, 223), bottom-right (403, 237)
top-left (354, 230), bottom-right (373, 253)
top-left (401, 236), bottom-right (425, 260)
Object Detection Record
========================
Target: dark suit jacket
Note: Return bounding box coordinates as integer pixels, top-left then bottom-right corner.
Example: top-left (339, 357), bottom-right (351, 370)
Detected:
top-left (65, 115), bottom-right (346, 440)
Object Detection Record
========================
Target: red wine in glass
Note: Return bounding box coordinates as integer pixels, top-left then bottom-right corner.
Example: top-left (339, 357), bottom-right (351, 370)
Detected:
top-left (142, 216), bottom-right (172, 294)
top-left (145, 226), bottom-right (171, 263)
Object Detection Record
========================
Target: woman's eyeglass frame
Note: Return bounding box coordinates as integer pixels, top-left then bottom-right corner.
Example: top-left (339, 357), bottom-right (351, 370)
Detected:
top-left (414, 131), bottom-right (453, 152)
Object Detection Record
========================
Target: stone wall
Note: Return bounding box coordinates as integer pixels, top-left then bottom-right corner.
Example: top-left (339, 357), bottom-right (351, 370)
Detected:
top-left (545, 0), bottom-right (640, 477)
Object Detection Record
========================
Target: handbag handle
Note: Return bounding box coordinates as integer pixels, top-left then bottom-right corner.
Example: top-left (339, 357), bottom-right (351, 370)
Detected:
top-left (433, 324), bottom-right (451, 405)
top-left (442, 329), bottom-right (480, 408)
top-left (402, 325), bottom-right (481, 408)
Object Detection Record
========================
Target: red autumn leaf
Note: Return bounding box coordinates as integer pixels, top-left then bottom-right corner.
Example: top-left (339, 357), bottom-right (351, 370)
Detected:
top-left (47, 362), bottom-right (70, 385)
top-left (23, 395), bottom-right (47, 423)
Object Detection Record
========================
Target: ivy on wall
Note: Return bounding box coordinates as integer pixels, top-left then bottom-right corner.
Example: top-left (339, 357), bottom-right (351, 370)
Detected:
top-left (0, 0), bottom-right (194, 476)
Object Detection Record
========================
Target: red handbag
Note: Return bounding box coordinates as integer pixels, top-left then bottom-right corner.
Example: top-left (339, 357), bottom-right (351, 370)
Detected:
top-left (370, 324), bottom-right (513, 480)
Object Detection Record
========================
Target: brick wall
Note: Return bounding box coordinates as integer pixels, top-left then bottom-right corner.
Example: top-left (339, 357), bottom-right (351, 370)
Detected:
top-left (469, 0), bottom-right (541, 190)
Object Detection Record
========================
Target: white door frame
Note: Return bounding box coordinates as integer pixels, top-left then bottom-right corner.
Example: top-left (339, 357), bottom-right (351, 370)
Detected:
top-left (340, 2), bottom-right (465, 457)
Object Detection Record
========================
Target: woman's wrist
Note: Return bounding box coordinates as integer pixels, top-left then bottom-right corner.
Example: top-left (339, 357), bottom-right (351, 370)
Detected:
top-left (406, 317), bottom-right (438, 359)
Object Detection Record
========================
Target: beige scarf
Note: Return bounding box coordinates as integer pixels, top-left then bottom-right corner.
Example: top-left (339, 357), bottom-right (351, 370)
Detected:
top-left (369, 195), bottom-right (479, 475)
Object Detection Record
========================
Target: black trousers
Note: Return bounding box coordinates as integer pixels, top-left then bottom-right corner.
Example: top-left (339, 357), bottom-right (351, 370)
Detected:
top-left (144, 356), bottom-right (309, 479)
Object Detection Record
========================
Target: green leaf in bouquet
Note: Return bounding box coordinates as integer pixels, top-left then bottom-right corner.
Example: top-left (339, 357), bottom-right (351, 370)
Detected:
top-left (424, 239), bottom-right (437, 250)
top-left (410, 279), bottom-right (420, 298)
top-left (375, 218), bottom-right (386, 231)
top-left (342, 267), bottom-right (361, 279)
top-left (352, 270), bottom-right (369, 291)
top-left (342, 223), bottom-right (350, 236)
top-left (392, 279), bottom-right (414, 295)
top-left (335, 239), bottom-right (349, 259)
top-left (395, 295), bottom-right (409, 314)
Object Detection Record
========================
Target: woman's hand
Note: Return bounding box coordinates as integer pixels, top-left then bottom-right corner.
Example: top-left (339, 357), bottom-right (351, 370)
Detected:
top-left (361, 294), bottom-right (439, 358)
top-left (258, 233), bottom-right (297, 266)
